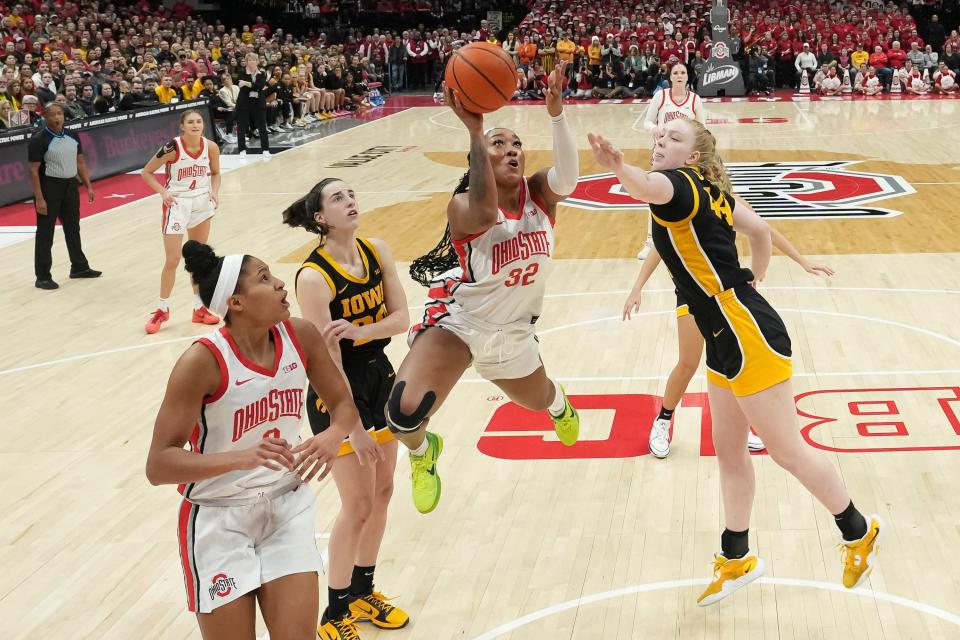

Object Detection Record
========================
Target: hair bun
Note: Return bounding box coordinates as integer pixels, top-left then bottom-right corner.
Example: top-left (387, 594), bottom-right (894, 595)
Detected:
top-left (182, 240), bottom-right (221, 280)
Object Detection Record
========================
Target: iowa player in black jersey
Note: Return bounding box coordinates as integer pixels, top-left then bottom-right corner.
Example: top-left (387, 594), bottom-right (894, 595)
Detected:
top-left (283, 178), bottom-right (411, 639)
top-left (589, 119), bottom-right (883, 605)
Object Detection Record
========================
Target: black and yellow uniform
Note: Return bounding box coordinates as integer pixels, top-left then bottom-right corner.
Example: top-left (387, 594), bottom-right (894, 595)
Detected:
top-left (651, 167), bottom-right (792, 396)
top-left (297, 237), bottom-right (395, 455)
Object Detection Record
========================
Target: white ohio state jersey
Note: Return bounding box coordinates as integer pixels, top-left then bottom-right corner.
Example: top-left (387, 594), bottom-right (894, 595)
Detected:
top-left (440, 178), bottom-right (555, 325)
top-left (649, 89), bottom-right (705, 127)
top-left (182, 320), bottom-right (308, 506)
top-left (165, 136), bottom-right (212, 195)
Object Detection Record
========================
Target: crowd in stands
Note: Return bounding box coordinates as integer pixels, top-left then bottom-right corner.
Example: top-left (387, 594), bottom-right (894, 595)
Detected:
top-left (499, 0), bottom-right (960, 98)
top-left (0, 0), bottom-right (497, 146)
top-left (1, 0), bottom-right (957, 142)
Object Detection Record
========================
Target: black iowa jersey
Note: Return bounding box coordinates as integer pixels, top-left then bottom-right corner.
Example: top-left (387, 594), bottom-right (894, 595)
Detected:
top-left (297, 237), bottom-right (390, 361)
top-left (649, 167), bottom-right (754, 312)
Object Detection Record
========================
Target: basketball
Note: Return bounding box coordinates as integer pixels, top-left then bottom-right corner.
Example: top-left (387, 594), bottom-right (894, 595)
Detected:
top-left (444, 42), bottom-right (518, 114)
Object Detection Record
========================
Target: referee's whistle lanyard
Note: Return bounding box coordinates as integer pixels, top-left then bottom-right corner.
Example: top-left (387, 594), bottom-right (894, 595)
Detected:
top-left (45, 126), bottom-right (65, 138)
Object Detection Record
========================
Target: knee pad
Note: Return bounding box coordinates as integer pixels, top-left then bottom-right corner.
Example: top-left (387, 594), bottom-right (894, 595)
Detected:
top-left (385, 381), bottom-right (436, 434)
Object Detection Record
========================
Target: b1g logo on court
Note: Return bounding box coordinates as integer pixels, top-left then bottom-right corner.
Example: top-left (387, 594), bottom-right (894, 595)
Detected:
top-left (478, 388), bottom-right (960, 460)
top-left (209, 573), bottom-right (237, 600)
top-left (565, 161), bottom-right (915, 219)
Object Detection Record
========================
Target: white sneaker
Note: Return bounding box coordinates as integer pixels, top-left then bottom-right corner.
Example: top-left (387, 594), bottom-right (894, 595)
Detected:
top-left (747, 432), bottom-right (766, 451)
top-left (648, 417), bottom-right (671, 458)
top-left (262, 150), bottom-right (271, 160)
top-left (636, 242), bottom-right (652, 260)
top-left (237, 150), bottom-right (246, 158)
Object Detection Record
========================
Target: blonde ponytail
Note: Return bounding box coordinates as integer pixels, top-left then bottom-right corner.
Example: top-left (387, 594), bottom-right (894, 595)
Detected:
top-left (685, 119), bottom-right (732, 193)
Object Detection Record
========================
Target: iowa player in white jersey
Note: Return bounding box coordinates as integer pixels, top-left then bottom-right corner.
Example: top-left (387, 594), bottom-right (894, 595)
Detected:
top-left (141, 110), bottom-right (222, 335)
top-left (146, 240), bottom-right (362, 640)
top-left (386, 63), bottom-right (581, 515)
top-left (283, 178), bottom-right (411, 639)
top-left (637, 63), bottom-right (704, 260)
top-left (589, 119), bottom-right (883, 606)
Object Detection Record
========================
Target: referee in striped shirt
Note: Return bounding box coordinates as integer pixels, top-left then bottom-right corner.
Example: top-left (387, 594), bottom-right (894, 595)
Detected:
top-left (28, 104), bottom-right (101, 290)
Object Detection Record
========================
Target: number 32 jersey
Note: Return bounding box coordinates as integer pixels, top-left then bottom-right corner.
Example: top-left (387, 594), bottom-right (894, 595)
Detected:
top-left (441, 177), bottom-right (556, 325)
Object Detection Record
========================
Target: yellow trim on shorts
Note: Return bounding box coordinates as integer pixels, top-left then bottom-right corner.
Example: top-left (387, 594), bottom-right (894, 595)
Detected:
top-left (716, 289), bottom-right (792, 397)
top-left (675, 304), bottom-right (690, 318)
top-left (337, 428), bottom-right (395, 457)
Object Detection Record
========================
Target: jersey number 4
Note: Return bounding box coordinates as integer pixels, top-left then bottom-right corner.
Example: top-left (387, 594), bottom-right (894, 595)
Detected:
top-left (188, 179), bottom-right (197, 190)
top-left (504, 263), bottom-right (539, 287)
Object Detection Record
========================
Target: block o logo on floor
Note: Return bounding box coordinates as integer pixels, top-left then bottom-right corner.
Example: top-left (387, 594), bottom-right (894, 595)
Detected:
top-left (565, 161), bottom-right (915, 219)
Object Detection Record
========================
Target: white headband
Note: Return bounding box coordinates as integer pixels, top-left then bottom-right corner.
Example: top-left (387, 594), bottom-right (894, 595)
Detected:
top-left (209, 254), bottom-right (243, 319)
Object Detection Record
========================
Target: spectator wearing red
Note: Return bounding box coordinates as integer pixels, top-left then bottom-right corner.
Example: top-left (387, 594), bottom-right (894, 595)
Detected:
top-left (868, 45), bottom-right (893, 90)
top-left (886, 41), bottom-right (907, 70)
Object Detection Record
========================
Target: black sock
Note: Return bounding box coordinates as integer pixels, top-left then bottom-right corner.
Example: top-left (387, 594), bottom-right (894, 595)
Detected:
top-left (657, 406), bottom-right (675, 422)
top-left (327, 586), bottom-right (352, 620)
top-left (721, 528), bottom-right (749, 560)
top-left (350, 564), bottom-right (375, 597)
top-left (833, 501), bottom-right (868, 541)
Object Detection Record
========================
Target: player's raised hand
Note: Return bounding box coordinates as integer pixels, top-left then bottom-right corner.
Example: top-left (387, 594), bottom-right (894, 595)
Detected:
top-left (545, 61), bottom-right (569, 117)
top-left (445, 83), bottom-right (483, 134)
top-left (588, 132), bottom-right (624, 172)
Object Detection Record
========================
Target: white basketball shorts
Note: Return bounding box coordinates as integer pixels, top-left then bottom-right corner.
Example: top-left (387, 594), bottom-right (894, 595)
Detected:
top-left (177, 484), bottom-right (321, 613)
top-left (162, 192), bottom-right (215, 235)
top-left (409, 302), bottom-right (543, 381)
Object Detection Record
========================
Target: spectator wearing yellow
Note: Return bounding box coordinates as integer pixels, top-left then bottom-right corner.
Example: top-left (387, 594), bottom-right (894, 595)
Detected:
top-left (588, 36), bottom-right (602, 72)
top-left (556, 32), bottom-right (576, 65)
top-left (180, 76), bottom-right (204, 100)
top-left (851, 44), bottom-right (869, 71)
top-left (155, 75), bottom-right (181, 103)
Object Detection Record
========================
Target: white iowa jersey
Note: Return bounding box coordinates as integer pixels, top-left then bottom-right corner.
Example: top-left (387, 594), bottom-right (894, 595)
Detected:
top-left (165, 136), bottom-right (212, 195)
top-left (182, 320), bottom-right (307, 506)
top-left (429, 178), bottom-right (555, 325)
top-left (648, 88), bottom-right (705, 126)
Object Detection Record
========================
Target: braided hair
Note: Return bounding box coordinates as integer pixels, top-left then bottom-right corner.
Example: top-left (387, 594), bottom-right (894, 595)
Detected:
top-left (281, 177), bottom-right (342, 245)
top-left (409, 168), bottom-right (470, 287)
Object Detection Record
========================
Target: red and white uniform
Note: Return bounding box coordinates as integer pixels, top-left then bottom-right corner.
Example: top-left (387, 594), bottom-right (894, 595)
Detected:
top-left (642, 88), bottom-right (706, 132)
top-left (177, 320), bottom-right (321, 613)
top-left (935, 70), bottom-right (956, 91)
top-left (162, 136), bottom-right (215, 234)
top-left (820, 75), bottom-right (842, 93)
top-left (905, 70), bottom-right (926, 92)
top-left (411, 178), bottom-right (555, 380)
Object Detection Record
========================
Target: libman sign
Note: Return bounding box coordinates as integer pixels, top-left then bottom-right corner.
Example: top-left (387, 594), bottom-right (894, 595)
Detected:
top-left (698, 0), bottom-right (745, 96)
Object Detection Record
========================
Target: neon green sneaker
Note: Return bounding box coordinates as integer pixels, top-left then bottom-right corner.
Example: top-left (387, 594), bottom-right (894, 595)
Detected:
top-left (409, 432), bottom-right (443, 513)
top-left (551, 387), bottom-right (579, 446)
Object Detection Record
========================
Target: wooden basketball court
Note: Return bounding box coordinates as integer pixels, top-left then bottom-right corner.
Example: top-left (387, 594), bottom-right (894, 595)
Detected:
top-left (2, 97), bottom-right (960, 639)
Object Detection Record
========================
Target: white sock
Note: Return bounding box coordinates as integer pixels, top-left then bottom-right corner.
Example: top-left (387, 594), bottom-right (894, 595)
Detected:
top-left (158, 298), bottom-right (170, 312)
top-left (548, 379), bottom-right (566, 417)
top-left (408, 439), bottom-right (429, 457)
top-left (194, 294), bottom-right (204, 310)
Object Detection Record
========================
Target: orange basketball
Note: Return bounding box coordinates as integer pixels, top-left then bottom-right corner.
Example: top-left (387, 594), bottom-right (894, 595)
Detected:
top-left (444, 42), bottom-right (518, 114)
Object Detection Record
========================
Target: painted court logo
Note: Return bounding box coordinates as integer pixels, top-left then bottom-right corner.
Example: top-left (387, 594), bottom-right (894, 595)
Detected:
top-left (209, 573), bottom-right (237, 600)
top-left (565, 161), bottom-right (915, 219)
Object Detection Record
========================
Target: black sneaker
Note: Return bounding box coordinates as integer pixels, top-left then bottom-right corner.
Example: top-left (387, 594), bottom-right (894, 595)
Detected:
top-left (35, 279), bottom-right (59, 290)
top-left (70, 268), bottom-right (102, 279)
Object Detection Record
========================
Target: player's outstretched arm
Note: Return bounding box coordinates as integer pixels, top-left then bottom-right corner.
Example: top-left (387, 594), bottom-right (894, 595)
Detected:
top-left (530, 61), bottom-right (579, 211)
top-left (587, 132), bottom-right (674, 204)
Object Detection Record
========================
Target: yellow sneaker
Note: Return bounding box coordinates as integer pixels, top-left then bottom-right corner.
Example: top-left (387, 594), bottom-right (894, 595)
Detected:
top-left (350, 591), bottom-right (410, 629)
top-left (317, 613), bottom-right (360, 640)
top-left (697, 552), bottom-right (765, 606)
top-left (550, 385), bottom-right (579, 446)
top-left (840, 514), bottom-right (884, 588)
